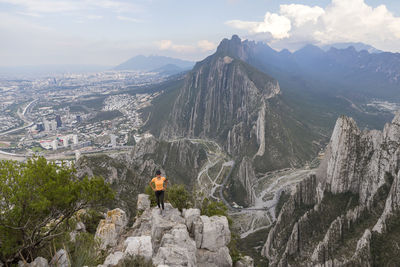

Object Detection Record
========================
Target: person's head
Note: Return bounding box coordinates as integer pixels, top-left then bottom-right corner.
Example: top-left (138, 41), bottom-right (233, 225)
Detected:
top-left (156, 170), bottom-right (161, 177)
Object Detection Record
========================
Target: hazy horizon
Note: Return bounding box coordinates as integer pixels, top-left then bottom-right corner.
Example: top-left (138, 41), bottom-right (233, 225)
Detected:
top-left (1, 0), bottom-right (400, 67)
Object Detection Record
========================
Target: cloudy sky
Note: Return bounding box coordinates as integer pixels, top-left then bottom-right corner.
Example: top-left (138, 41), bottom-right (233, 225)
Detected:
top-left (1, 0), bottom-right (400, 66)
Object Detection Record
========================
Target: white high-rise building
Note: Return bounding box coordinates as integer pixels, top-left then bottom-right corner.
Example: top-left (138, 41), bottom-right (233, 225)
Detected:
top-left (44, 120), bottom-right (50, 132)
top-left (72, 134), bottom-right (78, 145)
top-left (63, 136), bottom-right (69, 148)
top-left (110, 134), bottom-right (117, 148)
top-left (52, 139), bottom-right (58, 150)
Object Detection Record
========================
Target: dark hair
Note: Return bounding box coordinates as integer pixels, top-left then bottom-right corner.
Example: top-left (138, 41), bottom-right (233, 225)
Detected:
top-left (156, 170), bottom-right (161, 175)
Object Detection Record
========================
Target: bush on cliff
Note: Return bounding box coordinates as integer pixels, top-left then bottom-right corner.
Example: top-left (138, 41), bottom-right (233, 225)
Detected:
top-left (0, 157), bottom-right (114, 264)
top-left (145, 183), bottom-right (192, 212)
top-left (167, 184), bottom-right (192, 212)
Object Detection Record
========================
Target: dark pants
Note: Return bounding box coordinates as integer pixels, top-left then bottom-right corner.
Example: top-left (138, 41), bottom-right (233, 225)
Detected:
top-left (155, 190), bottom-right (165, 209)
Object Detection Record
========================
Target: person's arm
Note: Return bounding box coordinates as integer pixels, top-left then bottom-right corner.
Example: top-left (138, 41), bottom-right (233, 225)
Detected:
top-left (163, 178), bottom-right (168, 190)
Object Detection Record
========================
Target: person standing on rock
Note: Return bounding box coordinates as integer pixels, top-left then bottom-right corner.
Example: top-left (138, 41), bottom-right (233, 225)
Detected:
top-left (150, 170), bottom-right (168, 214)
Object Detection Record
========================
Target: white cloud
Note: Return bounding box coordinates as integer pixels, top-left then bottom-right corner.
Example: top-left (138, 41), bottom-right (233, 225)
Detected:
top-left (156, 39), bottom-right (217, 54)
top-left (197, 40), bottom-right (216, 51)
top-left (117, 16), bottom-right (140, 23)
top-left (280, 4), bottom-right (324, 27)
top-left (0, 0), bottom-right (140, 14)
top-left (227, 12), bottom-right (291, 39)
top-left (87, 15), bottom-right (103, 20)
top-left (157, 40), bottom-right (196, 53)
top-left (226, 0), bottom-right (400, 51)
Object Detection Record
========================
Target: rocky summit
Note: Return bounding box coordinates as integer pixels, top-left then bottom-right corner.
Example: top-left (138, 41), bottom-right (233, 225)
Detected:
top-left (97, 194), bottom-right (235, 267)
top-left (263, 112), bottom-right (400, 266)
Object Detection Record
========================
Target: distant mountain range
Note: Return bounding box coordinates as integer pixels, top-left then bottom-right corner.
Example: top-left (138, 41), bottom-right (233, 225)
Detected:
top-left (320, 42), bottom-right (382, 54)
top-left (113, 55), bottom-right (194, 74)
top-left (216, 36), bottom-right (400, 101)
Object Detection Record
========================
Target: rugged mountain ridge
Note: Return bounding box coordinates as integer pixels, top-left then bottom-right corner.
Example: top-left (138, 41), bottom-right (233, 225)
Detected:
top-left (145, 35), bottom-right (322, 206)
top-left (263, 112), bottom-right (400, 266)
top-left (220, 37), bottom-right (400, 100)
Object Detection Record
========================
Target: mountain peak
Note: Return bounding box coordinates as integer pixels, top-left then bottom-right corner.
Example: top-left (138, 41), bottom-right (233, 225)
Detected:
top-left (216, 34), bottom-right (245, 59)
top-left (114, 55), bottom-right (194, 71)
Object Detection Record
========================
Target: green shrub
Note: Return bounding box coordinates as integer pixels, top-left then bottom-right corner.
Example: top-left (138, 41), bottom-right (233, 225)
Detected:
top-left (0, 157), bottom-right (114, 264)
top-left (201, 198), bottom-right (228, 217)
top-left (116, 255), bottom-right (154, 267)
top-left (144, 185), bottom-right (157, 207)
top-left (167, 184), bottom-right (192, 212)
top-left (68, 233), bottom-right (104, 267)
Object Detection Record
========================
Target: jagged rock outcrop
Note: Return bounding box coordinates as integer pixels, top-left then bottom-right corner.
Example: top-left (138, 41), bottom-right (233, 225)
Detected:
top-left (262, 112), bottom-right (400, 266)
top-left (137, 194), bottom-right (151, 211)
top-left (95, 208), bottom-right (128, 250)
top-left (99, 196), bottom-right (233, 267)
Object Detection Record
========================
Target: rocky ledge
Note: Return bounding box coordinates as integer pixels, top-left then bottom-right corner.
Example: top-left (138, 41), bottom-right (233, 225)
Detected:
top-left (98, 194), bottom-right (233, 267)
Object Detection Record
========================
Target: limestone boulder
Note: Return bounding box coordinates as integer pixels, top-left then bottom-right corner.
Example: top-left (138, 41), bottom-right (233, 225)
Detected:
top-left (194, 215), bottom-right (231, 251)
top-left (95, 208), bottom-right (128, 250)
top-left (153, 224), bottom-right (197, 267)
top-left (124, 236), bottom-right (153, 260)
top-left (103, 252), bottom-right (124, 266)
top-left (137, 194), bottom-right (151, 211)
top-left (182, 208), bottom-right (200, 235)
top-left (196, 247), bottom-right (232, 267)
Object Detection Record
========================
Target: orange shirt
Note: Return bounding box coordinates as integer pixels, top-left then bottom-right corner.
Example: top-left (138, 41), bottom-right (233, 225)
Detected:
top-left (151, 177), bottom-right (166, 191)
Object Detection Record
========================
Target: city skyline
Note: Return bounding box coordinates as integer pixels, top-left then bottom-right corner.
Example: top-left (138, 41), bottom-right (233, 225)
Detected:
top-left (1, 0), bottom-right (400, 66)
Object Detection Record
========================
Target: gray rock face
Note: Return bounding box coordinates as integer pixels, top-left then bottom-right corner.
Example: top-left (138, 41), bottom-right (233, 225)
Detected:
top-left (137, 194), bottom-right (150, 211)
top-left (99, 198), bottom-right (233, 267)
top-left (263, 113), bottom-right (400, 266)
top-left (182, 208), bottom-right (201, 235)
top-left (124, 236), bottom-right (153, 260)
top-left (103, 252), bottom-right (124, 266)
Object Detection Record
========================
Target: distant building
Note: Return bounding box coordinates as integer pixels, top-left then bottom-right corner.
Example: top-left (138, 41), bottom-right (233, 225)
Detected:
top-left (76, 115), bottom-right (82, 123)
top-left (72, 134), bottom-right (78, 145)
top-left (110, 134), bottom-right (117, 148)
top-left (51, 120), bottom-right (57, 131)
top-left (39, 140), bottom-right (53, 150)
top-left (52, 139), bottom-right (58, 150)
top-left (63, 136), bottom-right (69, 148)
top-left (55, 115), bottom-right (62, 128)
top-left (43, 120), bottom-right (50, 132)
top-left (36, 123), bottom-right (44, 132)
